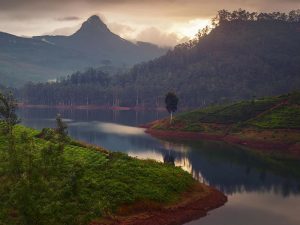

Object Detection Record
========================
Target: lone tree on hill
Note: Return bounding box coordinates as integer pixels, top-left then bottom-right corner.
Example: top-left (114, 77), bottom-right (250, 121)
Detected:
top-left (165, 92), bottom-right (179, 123)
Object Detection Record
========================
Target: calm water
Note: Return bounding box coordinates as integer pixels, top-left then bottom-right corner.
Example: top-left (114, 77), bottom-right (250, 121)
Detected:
top-left (18, 108), bottom-right (300, 225)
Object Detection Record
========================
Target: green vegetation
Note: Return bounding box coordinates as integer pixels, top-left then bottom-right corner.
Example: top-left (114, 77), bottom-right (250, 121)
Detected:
top-left (0, 124), bottom-right (195, 225)
top-left (152, 92), bottom-right (300, 131)
top-left (149, 92), bottom-right (300, 151)
top-left (176, 96), bottom-right (282, 124)
top-left (0, 92), bottom-right (20, 134)
top-left (249, 106), bottom-right (300, 129)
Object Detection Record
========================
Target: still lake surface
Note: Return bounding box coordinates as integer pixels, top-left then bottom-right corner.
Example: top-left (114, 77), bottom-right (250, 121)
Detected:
top-left (19, 108), bottom-right (300, 225)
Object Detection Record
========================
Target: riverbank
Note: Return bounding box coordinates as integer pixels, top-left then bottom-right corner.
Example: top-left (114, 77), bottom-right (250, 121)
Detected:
top-left (91, 184), bottom-right (226, 225)
top-left (18, 103), bottom-right (131, 111)
top-left (144, 92), bottom-right (300, 158)
top-left (0, 124), bottom-right (226, 225)
top-left (17, 103), bottom-right (167, 111)
top-left (145, 127), bottom-right (300, 158)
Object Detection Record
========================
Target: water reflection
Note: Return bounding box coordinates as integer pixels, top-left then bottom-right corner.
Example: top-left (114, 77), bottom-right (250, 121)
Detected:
top-left (18, 107), bottom-right (166, 126)
top-left (19, 109), bottom-right (300, 197)
top-left (163, 152), bottom-right (176, 165)
top-left (18, 108), bottom-right (300, 225)
top-left (67, 121), bottom-right (147, 138)
top-left (186, 192), bottom-right (300, 225)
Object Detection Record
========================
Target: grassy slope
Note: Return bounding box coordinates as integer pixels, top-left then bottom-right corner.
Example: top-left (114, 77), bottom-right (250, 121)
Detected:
top-left (0, 125), bottom-right (196, 225)
top-left (150, 92), bottom-right (300, 145)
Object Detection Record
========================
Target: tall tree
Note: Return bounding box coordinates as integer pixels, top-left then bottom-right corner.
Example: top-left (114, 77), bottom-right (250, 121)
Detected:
top-left (55, 114), bottom-right (68, 141)
top-left (165, 92), bottom-right (179, 123)
top-left (0, 92), bottom-right (20, 136)
top-left (0, 91), bottom-right (20, 176)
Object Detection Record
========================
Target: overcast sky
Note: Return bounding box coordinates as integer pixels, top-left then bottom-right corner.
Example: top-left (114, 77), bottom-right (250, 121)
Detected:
top-left (0, 0), bottom-right (299, 46)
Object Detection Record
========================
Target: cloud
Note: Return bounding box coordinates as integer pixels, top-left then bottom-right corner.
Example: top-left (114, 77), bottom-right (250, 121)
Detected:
top-left (107, 22), bottom-right (185, 47)
top-left (0, 0), bottom-right (298, 42)
top-left (43, 25), bottom-right (81, 36)
top-left (135, 27), bottom-right (187, 47)
top-left (108, 22), bottom-right (135, 34)
top-left (0, 1), bottom-right (298, 16)
top-left (56, 16), bottom-right (81, 21)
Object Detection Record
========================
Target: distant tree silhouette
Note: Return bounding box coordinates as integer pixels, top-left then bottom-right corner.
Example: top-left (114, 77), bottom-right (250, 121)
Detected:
top-left (165, 92), bottom-right (179, 123)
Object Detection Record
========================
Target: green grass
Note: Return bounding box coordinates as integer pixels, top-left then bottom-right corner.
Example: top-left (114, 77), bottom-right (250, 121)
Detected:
top-left (0, 125), bottom-right (195, 225)
top-left (249, 105), bottom-right (300, 129)
top-left (177, 96), bottom-right (282, 124)
top-left (153, 92), bottom-right (300, 132)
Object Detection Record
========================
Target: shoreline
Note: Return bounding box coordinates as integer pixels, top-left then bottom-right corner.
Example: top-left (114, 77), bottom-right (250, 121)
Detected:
top-left (90, 184), bottom-right (227, 225)
top-left (145, 128), bottom-right (300, 158)
top-left (17, 103), bottom-right (167, 111)
top-left (75, 140), bottom-right (228, 225)
top-left (1, 124), bottom-right (228, 225)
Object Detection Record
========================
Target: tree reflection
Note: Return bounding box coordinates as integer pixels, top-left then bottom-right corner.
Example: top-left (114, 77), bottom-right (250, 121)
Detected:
top-left (163, 152), bottom-right (175, 165)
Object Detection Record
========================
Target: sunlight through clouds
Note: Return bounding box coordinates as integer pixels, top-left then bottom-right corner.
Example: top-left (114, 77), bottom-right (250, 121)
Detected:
top-left (0, 0), bottom-right (298, 46)
top-left (173, 18), bottom-right (211, 38)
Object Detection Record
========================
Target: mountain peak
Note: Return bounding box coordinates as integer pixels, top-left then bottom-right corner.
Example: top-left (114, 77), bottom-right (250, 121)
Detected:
top-left (73, 15), bottom-right (110, 36)
top-left (86, 15), bottom-right (104, 25)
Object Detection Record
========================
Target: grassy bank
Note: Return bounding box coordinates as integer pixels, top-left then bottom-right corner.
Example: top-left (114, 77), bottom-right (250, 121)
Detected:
top-left (0, 124), bottom-right (214, 225)
top-left (147, 92), bottom-right (300, 156)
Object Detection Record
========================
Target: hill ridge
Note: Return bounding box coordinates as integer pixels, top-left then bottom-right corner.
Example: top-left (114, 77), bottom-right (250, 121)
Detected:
top-left (0, 15), bottom-right (166, 86)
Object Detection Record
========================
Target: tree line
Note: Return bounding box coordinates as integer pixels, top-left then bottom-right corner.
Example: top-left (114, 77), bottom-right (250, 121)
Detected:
top-left (216, 9), bottom-right (300, 24)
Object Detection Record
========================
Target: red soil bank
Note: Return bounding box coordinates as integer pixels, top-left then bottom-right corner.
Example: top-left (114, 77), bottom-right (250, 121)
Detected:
top-left (90, 185), bottom-right (227, 225)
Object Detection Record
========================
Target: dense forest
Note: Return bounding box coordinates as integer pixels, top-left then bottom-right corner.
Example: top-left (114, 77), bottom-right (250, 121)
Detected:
top-left (20, 69), bottom-right (113, 106)
top-left (19, 9), bottom-right (300, 108)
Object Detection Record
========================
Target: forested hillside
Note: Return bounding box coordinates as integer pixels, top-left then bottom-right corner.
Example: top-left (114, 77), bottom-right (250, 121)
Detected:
top-left (20, 10), bottom-right (300, 108)
top-left (20, 69), bottom-right (112, 106)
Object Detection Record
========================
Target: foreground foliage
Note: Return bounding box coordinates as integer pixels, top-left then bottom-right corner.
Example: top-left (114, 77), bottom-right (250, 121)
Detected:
top-left (0, 125), bottom-right (194, 225)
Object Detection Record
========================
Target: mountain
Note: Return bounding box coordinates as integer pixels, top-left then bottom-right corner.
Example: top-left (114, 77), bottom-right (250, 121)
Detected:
top-left (0, 15), bottom-right (166, 86)
top-left (33, 15), bottom-right (166, 65)
top-left (0, 31), bottom-right (91, 86)
top-left (18, 10), bottom-right (300, 108)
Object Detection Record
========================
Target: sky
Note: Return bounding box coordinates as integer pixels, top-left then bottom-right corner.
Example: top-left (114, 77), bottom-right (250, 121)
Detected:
top-left (0, 0), bottom-right (299, 47)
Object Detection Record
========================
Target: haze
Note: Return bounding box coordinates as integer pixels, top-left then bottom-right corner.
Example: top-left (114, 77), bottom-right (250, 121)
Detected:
top-left (0, 0), bottom-right (299, 46)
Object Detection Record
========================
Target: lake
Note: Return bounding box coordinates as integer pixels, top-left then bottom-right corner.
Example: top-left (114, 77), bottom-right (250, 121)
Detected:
top-left (18, 108), bottom-right (300, 225)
